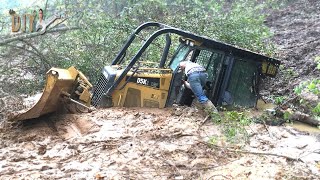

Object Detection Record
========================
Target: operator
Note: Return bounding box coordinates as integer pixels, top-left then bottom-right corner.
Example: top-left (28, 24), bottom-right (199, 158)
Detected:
top-left (179, 61), bottom-right (217, 112)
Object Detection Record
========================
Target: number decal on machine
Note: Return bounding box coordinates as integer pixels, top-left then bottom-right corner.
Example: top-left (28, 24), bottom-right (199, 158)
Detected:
top-left (126, 76), bottom-right (160, 88)
top-left (137, 78), bottom-right (148, 85)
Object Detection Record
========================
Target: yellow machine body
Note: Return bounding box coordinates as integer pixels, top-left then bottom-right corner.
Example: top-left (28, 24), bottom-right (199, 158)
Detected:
top-left (10, 66), bottom-right (92, 121)
top-left (112, 68), bottom-right (172, 108)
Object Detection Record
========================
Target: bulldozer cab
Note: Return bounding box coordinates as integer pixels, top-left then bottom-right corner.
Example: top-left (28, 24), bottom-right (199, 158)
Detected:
top-left (91, 22), bottom-right (280, 108)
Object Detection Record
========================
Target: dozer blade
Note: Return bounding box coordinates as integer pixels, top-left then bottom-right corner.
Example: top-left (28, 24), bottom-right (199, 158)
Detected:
top-left (9, 66), bottom-right (92, 121)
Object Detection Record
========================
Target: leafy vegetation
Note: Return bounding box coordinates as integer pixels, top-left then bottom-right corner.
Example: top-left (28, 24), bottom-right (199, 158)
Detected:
top-left (293, 57), bottom-right (320, 117)
top-left (274, 96), bottom-right (286, 105)
top-left (0, 0), bottom-right (280, 94)
top-left (312, 103), bottom-right (320, 116)
top-left (294, 79), bottom-right (320, 95)
top-left (210, 111), bottom-right (251, 144)
top-left (293, 77), bottom-right (320, 119)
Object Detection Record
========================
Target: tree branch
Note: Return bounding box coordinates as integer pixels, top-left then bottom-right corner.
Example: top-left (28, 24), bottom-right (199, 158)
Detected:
top-left (223, 147), bottom-right (299, 161)
top-left (4, 44), bottom-right (42, 67)
top-left (0, 26), bottom-right (80, 46)
top-left (44, 0), bottom-right (49, 12)
top-left (0, 53), bottom-right (7, 58)
top-left (200, 141), bottom-right (301, 162)
top-left (19, 39), bottom-right (51, 69)
top-left (5, 44), bottom-right (39, 57)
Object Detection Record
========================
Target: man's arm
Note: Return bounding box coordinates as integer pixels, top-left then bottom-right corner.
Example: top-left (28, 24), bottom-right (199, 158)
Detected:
top-left (182, 80), bottom-right (191, 89)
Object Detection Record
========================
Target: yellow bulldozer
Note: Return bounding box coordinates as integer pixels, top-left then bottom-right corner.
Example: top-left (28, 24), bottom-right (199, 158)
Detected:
top-left (10, 22), bottom-right (280, 121)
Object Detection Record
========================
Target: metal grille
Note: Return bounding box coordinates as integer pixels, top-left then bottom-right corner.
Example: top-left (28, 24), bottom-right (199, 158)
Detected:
top-left (91, 74), bottom-right (109, 107)
top-left (195, 50), bottom-right (212, 68)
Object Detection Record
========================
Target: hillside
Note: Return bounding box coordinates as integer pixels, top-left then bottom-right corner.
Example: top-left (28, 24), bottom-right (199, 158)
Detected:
top-left (264, 0), bottom-right (320, 95)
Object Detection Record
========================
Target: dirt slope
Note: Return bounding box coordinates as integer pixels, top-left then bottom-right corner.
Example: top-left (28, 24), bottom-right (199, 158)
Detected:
top-left (264, 0), bottom-right (320, 95)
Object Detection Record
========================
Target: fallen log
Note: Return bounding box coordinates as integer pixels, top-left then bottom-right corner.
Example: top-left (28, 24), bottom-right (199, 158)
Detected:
top-left (277, 108), bottom-right (320, 127)
top-left (290, 111), bottom-right (320, 127)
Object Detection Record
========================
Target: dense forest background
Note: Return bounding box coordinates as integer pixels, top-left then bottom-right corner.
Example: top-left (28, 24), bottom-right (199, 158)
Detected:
top-left (0, 0), bottom-right (287, 94)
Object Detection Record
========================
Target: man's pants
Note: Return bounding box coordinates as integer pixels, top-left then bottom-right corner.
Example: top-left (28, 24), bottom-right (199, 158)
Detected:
top-left (188, 72), bottom-right (208, 103)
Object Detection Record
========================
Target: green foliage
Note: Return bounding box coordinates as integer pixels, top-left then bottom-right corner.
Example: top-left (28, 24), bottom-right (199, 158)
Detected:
top-left (210, 111), bottom-right (251, 143)
top-left (2, 77), bottom-right (45, 95)
top-left (307, 81), bottom-right (319, 94)
top-left (1, 0), bottom-right (278, 94)
top-left (283, 111), bottom-right (290, 120)
top-left (283, 111), bottom-right (292, 123)
top-left (294, 79), bottom-right (320, 95)
top-left (279, 64), bottom-right (285, 70)
top-left (294, 84), bottom-right (303, 95)
top-left (16, 78), bottom-right (45, 94)
top-left (312, 103), bottom-right (320, 116)
top-left (274, 96), bottom-right (286, 105)
top-left (208, 136), bottom-right (218, 145)
top-left (294, 79), bottom-right (320, 117)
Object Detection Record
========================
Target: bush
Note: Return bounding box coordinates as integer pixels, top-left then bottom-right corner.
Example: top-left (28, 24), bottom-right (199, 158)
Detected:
top-left (210, 110), bottom-right (251, 144)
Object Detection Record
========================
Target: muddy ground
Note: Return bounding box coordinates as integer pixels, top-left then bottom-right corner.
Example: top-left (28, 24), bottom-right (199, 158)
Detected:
top-left (0, 106), bottom-right (319, 179)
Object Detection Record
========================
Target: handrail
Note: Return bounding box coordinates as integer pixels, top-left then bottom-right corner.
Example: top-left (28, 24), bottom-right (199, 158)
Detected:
top-left (111, 22), bottom-right (171, 65)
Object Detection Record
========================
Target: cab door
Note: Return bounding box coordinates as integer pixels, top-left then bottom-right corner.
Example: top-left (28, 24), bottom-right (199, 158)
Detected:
top-left (193, 49), bottom-right (225, 104)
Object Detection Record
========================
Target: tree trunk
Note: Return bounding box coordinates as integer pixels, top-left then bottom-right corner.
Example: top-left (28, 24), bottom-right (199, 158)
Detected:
top-left (291, 111), bottom-right (320, 127)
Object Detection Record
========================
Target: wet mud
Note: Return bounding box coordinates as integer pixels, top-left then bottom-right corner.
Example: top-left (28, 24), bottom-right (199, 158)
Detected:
top-left (0, 106), bottom-right (319, 179)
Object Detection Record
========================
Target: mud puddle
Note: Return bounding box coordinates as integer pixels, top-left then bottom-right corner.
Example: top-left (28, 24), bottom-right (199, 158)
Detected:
top-left (256, 99), bottom-right (320, 134)
top-left (287, 121), bottom-right (320, 134)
